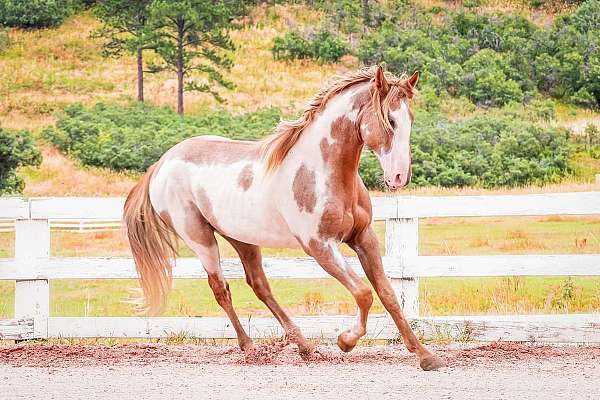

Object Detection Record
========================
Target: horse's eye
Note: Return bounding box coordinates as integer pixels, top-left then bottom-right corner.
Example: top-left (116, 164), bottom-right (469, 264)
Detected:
top-left (389, 119), bottom-right (396, 129)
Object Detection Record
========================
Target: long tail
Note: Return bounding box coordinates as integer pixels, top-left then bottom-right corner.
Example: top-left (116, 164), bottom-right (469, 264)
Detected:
top-left (123, 163), bottom-right (178, 315)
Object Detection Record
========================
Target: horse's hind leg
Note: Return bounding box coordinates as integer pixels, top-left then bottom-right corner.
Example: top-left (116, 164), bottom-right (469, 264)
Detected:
top-left (168, 207), bottom-right (253, 352)
top-left (301, 240), bottom-right (373, 352)
top-left (224, 236), bottom-right (314, 359)
top-left (349, 226), bottom-right (445, 371)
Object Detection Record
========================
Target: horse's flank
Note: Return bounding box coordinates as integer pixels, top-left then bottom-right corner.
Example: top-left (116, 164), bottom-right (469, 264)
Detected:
top-left (260, 66), bottom-right (416, 173)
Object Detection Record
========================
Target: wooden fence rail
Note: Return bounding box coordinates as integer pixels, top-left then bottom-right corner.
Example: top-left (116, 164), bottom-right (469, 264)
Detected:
top-left (1, 193), bottom-right (599, 342)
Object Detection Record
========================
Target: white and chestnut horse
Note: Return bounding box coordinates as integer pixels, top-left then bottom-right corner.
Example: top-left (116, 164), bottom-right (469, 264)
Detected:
top-left (124, 65), bottom-right (445, 370)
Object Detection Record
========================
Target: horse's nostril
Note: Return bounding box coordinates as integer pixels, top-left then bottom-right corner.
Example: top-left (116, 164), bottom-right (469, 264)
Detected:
top-left (395, 173), bottom-right (402, 184)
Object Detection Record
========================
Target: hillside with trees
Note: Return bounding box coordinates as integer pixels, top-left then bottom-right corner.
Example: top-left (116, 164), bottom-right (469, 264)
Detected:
top-left (0, 0), bottom-right (598, 195)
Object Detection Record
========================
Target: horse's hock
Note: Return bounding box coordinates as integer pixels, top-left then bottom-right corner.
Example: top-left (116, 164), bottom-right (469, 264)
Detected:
top-left (1, 193), bottom-right (600, 342)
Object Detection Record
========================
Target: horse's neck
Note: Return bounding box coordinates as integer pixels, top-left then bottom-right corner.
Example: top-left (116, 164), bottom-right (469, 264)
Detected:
top-left (292, 88), bottom-right (364, 187)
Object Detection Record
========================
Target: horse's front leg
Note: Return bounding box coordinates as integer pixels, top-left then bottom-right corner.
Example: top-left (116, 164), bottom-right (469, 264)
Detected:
top-left (349, 226), bottom-right (446, 371)
top-left (301, 239), bottom-right (373, 352)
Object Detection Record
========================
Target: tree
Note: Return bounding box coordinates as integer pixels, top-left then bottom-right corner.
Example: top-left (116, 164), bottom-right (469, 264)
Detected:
top-left (148, 0), bottom-right (235, 115)
top-left (93, 0), bottom-right (154, 102)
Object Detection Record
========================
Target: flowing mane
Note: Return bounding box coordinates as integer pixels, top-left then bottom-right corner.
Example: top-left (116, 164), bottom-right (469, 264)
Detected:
top-left (260, 66), bottom-right (416, 172)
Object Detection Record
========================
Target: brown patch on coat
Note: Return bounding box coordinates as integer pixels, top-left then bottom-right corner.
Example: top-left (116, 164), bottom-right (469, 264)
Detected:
top-left (351, 86), bottom-right (372, 111)
top-left (388, 96), bottom-right (413, 124)
top-left (193, 187), bottom-right (225, 236)
top-left (181, 201), bottom-right (216, 248)
top-left (237, 164), bottom-right (254, 191)
top-left (316, 115), bottom-right (367, 242)
top-left (292, 164), bottom-right (317, 213)
top-left (169, 136), bottom-right (261, 166)
top-left (158, 210), bottom-right (174, 228)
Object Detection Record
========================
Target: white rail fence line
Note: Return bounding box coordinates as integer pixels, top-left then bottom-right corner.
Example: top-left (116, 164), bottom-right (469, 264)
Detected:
top-left (0, 219), bottom-right (120, 233)
top-left (0, 193), bottom-right (599, 342)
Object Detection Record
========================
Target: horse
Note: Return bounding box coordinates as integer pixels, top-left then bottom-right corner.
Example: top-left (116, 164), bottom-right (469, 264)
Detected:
top-left (123, 65), bottom-right (445, 371)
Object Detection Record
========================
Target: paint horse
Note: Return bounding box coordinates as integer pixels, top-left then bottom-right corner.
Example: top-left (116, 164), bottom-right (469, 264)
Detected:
top-left (124, 65), bottom-right (445, 370)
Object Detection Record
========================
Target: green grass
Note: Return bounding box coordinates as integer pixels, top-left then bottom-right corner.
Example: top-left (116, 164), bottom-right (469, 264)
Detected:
top-left (419, 215), bottom-right (600, 256)
top-left (422, 276), bottom-right (600, 315)
top-left (1, 276), bottom-right (598, 318)
top-left (1, 215), bottom-right (599, 318)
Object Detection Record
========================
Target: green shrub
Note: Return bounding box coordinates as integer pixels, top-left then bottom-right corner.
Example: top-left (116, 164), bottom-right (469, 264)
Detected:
top-left (357, 1), bottom-right (599, 108)
top-left (461, 49), bottom-right (524, 106)
top-left (359, 150), bottom-right (384, 189)
top-left (0, 128), bottom-right (42, 194)
top-left (43, 103), bottom-right (282, 172)
top-left (528, 1), bottom-right (600, 107)
top-left (272, 29), bottom-right (349, 63)
top-left (44, 103), bottom-right (572, 189)
top-left (572, 123), bottom-right (600, 158)
top-left (414, 113), bottom-right (571, 187)
top-left (0, 0), bottom-right (75, 28)
top-left (311, 30), bottom-right (350, 63)
top-left (272, 31), bottom-right (312, 61)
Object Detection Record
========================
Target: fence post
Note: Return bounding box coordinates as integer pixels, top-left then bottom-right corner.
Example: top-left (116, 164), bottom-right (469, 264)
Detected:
top-left (14, 218), bottom-right (50, 339)
top-left (385, 217), bottom-right (419, 318)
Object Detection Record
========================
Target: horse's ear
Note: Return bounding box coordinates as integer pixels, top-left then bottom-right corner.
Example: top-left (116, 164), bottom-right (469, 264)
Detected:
top-left (408, 71), bottom-right (420, 88)
top-left (374, 65), bottom-right (390, 96)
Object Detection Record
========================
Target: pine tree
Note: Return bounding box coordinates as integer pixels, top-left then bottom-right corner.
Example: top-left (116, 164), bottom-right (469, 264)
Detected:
top-left (148, 0), bottom-right (235, 114)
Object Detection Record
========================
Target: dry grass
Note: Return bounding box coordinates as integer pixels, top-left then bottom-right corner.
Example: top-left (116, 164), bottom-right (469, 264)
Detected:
top-left (0, 6), bottom-right (351, 132)
top-left (20, 147), bottom-right (137, 196)
top-left (0, 14), bottom-right (130, 131)
top-left (420, 215), bottom-right (600, 256)
top-left (421, 276), bottom-right (600, 316)
top-left (498, 230), bottom-right (546, 251)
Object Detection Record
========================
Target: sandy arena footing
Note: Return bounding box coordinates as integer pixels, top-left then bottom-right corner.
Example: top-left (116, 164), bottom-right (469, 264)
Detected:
top-left (1, 342), bottom-right (598, 399)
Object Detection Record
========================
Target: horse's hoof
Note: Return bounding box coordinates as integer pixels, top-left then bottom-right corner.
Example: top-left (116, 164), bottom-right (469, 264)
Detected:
top-left (240, 339), bottom-right (255, 353)
top-left (419, 354), bottom-right (446, 371)
top-left (337, 331), bottom-right (357, 353)
top-left (298, 342), bottom-right (315, 361)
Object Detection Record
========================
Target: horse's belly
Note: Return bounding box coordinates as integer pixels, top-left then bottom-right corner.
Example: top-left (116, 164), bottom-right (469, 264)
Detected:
top-left (214, 198), bottom-right (300, 248)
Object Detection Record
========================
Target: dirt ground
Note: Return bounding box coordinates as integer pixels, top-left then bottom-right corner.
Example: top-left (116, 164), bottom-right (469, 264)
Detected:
top-left (1, 342), bottom-right (599, 399)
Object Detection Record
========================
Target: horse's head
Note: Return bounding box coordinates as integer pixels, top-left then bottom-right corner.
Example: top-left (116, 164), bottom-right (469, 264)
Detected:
top-left (358, 66), bottom-right (419, 190)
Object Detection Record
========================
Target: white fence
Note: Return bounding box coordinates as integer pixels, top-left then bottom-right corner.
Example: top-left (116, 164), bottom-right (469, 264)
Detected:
top-left (0, 219), bottom-right (120, 233)
top-left (1, 193), bottom-right (599, 342)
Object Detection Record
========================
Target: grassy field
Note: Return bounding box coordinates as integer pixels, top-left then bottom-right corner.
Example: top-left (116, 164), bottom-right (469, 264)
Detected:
top-left (1, 276), bottom-right (598, 319)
